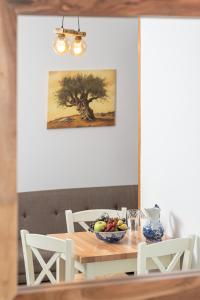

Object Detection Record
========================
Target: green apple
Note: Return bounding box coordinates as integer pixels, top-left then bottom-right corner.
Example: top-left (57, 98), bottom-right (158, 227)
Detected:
top-left (94, 221), bottom-right (106, 232)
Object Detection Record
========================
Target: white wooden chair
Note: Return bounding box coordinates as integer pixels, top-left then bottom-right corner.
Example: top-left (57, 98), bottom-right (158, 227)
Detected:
top-left (65, 207), bottom-right (127, 233)
top-left (20, 230), bottom-right (74, 286)
top-left (137, 235), bottom-right (195, 275)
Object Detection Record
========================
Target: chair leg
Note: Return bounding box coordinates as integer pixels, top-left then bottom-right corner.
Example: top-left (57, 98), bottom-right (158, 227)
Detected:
top-left (56, 257), bottom-right (65, 282)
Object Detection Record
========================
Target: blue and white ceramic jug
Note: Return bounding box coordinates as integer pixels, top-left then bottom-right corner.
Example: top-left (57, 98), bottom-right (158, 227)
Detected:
top-left (142, 204), bottom-right (164, 242)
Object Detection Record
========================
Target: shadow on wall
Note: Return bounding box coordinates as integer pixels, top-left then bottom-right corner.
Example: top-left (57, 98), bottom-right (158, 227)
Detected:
top-left (169, 211), bottom-right (183, 237)
top-left (193, 235), bottom-right (200, 269)
top-left (169, 211), bottom-right (199, 269)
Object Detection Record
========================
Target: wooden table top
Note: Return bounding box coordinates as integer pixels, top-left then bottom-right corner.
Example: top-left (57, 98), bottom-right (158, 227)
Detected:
top-left (49, 231), bottom-right (146, 264)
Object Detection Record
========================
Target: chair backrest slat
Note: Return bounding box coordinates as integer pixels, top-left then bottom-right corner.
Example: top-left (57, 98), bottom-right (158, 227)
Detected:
top-left (151, 256), bottom-right (166, 273)
top-left (139, 237), bottom-right (193, 257)
top-left (26, 234), bottom-right (66, 253)
top-left (166, 250), bottom-right (183, 272)
top-left (21, 230), bottom-right (35, 286)
top-left (65, 208), bottom-right (127, 233)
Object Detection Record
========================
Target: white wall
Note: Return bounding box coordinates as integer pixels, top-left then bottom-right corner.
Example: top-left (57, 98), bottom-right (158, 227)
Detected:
top-left (17, 16), bottom-right (138, 192)
top-left (141, 17), bottom-right (200, 268)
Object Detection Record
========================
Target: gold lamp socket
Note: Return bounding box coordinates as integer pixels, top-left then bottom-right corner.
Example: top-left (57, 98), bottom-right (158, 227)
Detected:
top-left (75, 35), bottom-right (82, 41)
top-left (57, 33), bottom-right (65, 39)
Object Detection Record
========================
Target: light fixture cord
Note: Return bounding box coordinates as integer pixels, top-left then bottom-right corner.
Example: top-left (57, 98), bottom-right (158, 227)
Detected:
top-left (61, 16), bottom-right (64, 28)
top-left (77, 16), bottom-right (80, 32)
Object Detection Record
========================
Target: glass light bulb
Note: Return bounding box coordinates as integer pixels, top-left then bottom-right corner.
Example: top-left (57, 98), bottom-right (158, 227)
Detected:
top-left (52, 34), bottom-right (70, 56)
top-left (70, 36), bottom-right (87, 56)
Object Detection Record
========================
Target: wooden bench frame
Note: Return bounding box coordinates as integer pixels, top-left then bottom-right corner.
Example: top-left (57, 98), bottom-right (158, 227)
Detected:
top-left (1, 1), bottom-right (200, 299)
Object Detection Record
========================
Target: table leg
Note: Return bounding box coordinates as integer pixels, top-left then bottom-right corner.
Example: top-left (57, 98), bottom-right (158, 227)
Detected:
top-left (84, 264), bottom-right (96, 280)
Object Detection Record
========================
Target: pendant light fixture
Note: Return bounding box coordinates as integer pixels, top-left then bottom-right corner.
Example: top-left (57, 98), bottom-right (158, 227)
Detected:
top-left (52, 16), bottom-right (87, 56)
top-left (52, 17), bottom-right (71, 55)
top-left (70, 17), bottom-right (87, 56)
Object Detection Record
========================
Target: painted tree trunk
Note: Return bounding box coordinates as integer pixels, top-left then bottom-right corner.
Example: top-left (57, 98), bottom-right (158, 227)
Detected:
top-left (77, 100), bottom-right (95, 121)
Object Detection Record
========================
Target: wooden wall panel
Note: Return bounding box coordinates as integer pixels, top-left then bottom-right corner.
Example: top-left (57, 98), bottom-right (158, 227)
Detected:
top-left (138, 18), bottom-right (141, 209)
top-left (16, 271), bottom-right (200, 300)
top-left (0, 1), bottom-right (17, 300)
top-left (0, 0), bottom-right (200, 300)
top-left (8, 0), bottom-right (200, 16)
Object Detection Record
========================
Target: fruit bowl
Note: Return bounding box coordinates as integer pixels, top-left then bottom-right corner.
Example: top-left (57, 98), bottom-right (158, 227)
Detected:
top-left (89, 213), bottom-right (128, 243)
top-left (94, 230), bottom-right (127, 243)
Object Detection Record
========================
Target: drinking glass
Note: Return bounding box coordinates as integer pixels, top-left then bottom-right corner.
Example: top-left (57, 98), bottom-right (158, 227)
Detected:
top-left (127, 209), bottom-right (140, 232)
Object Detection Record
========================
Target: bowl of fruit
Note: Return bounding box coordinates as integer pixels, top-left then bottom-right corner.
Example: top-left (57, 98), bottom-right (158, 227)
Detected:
top-left (89, 213), bottom-right (128, 243)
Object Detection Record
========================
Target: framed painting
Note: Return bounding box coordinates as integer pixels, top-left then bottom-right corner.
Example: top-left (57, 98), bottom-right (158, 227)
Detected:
top-left (47, 70), bottom-right (116, 129)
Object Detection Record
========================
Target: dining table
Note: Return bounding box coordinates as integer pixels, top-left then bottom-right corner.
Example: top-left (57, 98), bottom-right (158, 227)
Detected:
top-left (49, 230), bottom-right (173, 280)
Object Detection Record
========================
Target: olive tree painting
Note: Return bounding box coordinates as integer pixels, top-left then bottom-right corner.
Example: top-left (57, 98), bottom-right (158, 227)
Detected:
top-left (47, 70), bottom-right (116, 129)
